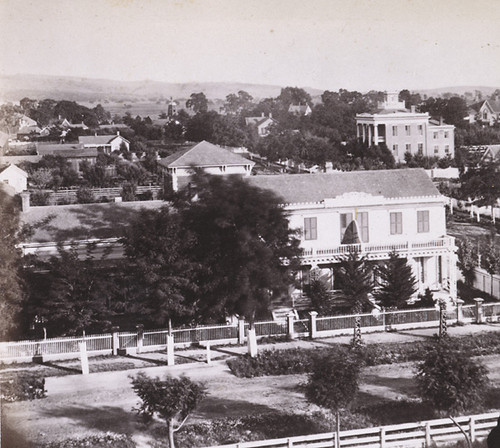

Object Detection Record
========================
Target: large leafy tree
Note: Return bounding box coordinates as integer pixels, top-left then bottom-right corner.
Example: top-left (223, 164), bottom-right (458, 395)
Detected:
top-left (460, 160), bottom-right (500, 224)
top-left (131, 373), bottom-right (206, 448)
top-left (179, 173), bottom-right (302, 325)
top-left (0, 189), bottom-right (24, 340)
top-left (121, 207), bottom-right (197, 327)
top-left (374, 251), bottom-right (417, 308)
top-left (186, 92), bottom-right (208, 114)
top-left (416, 339), bottom-right (489, 415)
top-left (27, 244), bottom-right (116, 336)
top-left (457, 239), bottom-right (478, 287)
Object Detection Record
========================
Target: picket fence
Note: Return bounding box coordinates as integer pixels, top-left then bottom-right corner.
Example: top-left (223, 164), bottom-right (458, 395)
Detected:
top-left (203, 411), bottom-right (500, 448)
top-left (1, 302), bottom-right (499, 363)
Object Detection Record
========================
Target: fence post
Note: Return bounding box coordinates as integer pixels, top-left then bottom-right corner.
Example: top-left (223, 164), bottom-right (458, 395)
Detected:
top-left (425, 422), bottom-right (431, 447)
top-left (474, 298), bottom-right (484, 324)
top-left (206, 342), bottom-right (211, 364)
top-left (247, 327), bottom-right (258, 358)
top-left (287, 438), bottom-right (293, 448)
top-left (309, 311), bottom-right (318, 339)
top-left (167, 334), bottom-right (175, 366)
top-left (111, 326), bottom-right (120, 356)
top-left (79, 341), bottom-right (89, 375)
top-left (136, 324), bottom-right (144, 354)
top-left (456, 299), bottom-right (464, 324)
top-left (380, 426), bottom-right (386, 448)
top-left (238, 318), bottom-right (246, 345)
top-left (469, 416), bottom-right (475, 442)
top-left (287, 312), bottom-right (295, 340)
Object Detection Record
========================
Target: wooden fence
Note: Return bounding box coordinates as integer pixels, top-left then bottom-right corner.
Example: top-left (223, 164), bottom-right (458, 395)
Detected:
top-left (203, 411), bottom-right (499, 448)
top-left (0, 302), bottom-right (498, 363)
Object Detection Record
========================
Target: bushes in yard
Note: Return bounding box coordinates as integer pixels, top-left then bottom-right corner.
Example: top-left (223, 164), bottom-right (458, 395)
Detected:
top-left (42, 433), bottom-right (135, 448)
top-left (227, 332), bottom-right (500, 378)
top-left (0, 373), bottom-right (46, 402)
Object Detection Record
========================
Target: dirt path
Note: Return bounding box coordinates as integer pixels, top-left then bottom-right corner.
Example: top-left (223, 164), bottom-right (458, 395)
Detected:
top-left (3, 353), bottom-right (500, 447)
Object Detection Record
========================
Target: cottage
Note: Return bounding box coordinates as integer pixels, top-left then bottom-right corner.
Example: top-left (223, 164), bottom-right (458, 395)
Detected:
top-left (158, 140), bottom-right (254, 191)
top-left (79, 132), bottom-right (130, 154)
top-left (245, 113), bottom-right (276, 137)
top-left (288, 103), bottom-right (312, 116)
top-left (0, 163), bottom-right (28, 193)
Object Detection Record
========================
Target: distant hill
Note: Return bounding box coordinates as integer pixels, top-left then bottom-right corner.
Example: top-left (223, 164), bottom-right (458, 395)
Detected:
top-left (416, 85), bottom-right (499, 99)
top-left (0, 74), bottom-right (324, 103)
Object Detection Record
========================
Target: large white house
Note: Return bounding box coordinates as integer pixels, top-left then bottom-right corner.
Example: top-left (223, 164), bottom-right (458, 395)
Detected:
top-left (356, 92), bottom-right (455, 162)
top-left (248, 168), bottom-right (457, 300)
top-left (19, 167), bottom-right (457, 304)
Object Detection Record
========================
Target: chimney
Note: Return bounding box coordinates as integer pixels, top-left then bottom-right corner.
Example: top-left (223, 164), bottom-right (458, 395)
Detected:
top-left (261, 112), bottom-right (265, 117)
top-left (20, 191), bottom-right (30, 212)
top-left (95, 132), bottom-right (97, 137)
top-left (117, 130), bottom-right (120, 136)
top-left (411, 105), bottom-right (416, 113)
top-left (269, 112), bottom-right (273, 119)
top-left (440, 116), bottom-right (444, 125)
top-left (325, 161), bottom-right (333, 173)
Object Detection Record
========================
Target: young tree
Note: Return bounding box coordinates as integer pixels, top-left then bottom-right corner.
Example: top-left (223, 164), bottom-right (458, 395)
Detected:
top-left (179, 173), bottom-right (302, 325)
top-left (416, 339), bottom-right (489, 415)
top-left (457, 239), bottom-right (478, 287)
top-left (306, 349), bottom-right (361, 445)
top-left (374, 251), bottom-right (417, 308)
top-left (131, 373), bottom-right (206, 448)
top-left (306, 278), bottom-right (334, 315)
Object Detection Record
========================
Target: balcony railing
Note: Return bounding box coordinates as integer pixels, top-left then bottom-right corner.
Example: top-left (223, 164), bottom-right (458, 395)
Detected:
top-left (301, 236), bottom-right (454, 262)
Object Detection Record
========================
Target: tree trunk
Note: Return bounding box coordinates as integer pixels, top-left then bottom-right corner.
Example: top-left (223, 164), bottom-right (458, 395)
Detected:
top-left (168, 419), bottom-right (175, 448)
top-left (335, 410), bottom-right (341, 448)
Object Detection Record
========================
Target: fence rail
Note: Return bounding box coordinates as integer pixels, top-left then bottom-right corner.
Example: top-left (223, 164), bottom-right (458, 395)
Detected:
top-left (0, 300), bottom-right (498, 363)
top-left (203, 411), bottom-right (499, 448)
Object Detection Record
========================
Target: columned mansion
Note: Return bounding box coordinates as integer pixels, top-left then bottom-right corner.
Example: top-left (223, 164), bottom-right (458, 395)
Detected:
top-left (356, 92), bottom-right (455, 163)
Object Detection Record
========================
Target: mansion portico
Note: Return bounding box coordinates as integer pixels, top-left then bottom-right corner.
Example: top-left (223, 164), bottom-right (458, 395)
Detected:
top-left (356, 92), bottom-right (455, 162)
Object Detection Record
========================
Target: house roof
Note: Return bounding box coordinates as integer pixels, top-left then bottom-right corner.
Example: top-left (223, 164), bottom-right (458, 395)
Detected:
top-left (18, 125), bottom-right (42, 134)
top-left (481, 146), bottom-right (500, 161)
top-left (288, 104), bottom-right (311, 114)
top-left (0, 163), bottom-right (28, 178)
top-left (21, 201), bottom-right (164, 243)
top-left (487, 99), bottom-right (500, 113)
top-left (158, 141), bottom-right (254, 169)
top-left (152, 119), bottom-right (170, 127)
top-left (79, 134), bottom-right (129, 146)
top-left (245, 116), bottom-right (275, 126)
top-left (246, 169), bottom-right (440, 204)
top-left (36, 143), bottom-right (98, 158)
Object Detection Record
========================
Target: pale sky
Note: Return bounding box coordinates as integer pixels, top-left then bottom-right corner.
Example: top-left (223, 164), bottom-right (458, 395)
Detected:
top-left (1, 0), bottom-right (499, 92)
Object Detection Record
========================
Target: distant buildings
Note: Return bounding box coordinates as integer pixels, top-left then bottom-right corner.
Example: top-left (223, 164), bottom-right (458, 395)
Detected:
top-left (468, 99), bottom-right (500, 126)
top-left (356, 91), bottom-right (455, 162)
top-left (158, 140), bottom-right (254, 191)
top-left (78, 132), bottom-right (130, 154)
top-left (288, 103), bottom-right (312, 116)
top-left (245, 113), bottom-right (276, 137)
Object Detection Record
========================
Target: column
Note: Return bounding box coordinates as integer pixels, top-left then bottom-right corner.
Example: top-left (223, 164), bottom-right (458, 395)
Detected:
top-left (374, 124), bottom-right (379, 145)
top-left (111, 326), bottom-right (120, 356)
top-left (456, 298), bottom-right (464, 324)
top-left (287, 312), bottom-right (295, 340)
top-left (167, 334), bottom-right (175, 365)
top-left (309, 311), bottom-right (318, 339)
top-left (136, 324), bottom-right (144, 354)
top-left (362, 124), bottom-right (366, 142)
top-left (368, 125), bottom-right (372, 145)
top-left (448, 252), bottom-right (457, 300)
top-left (474, 298), bottom-right (484, 324)
top-left (356, 124), bottom-right (360, 139)
top-left (79, 341), bottom-right (89, 375)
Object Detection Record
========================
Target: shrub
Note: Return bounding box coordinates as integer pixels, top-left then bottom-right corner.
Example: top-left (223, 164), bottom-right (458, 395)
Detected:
top-left (42, 432), bottom-right (135, 448)
top-left (121, 182), bottom-right (136, 201)
top-left (30, 190), bottom-right (51, 206)
top-left (76, 186), bottom-right (96, 204)
top-left (137, 190), bottom-right (153, 201)
top-left (0, 373), bottom-right (46, 402)
top-left (416, 339), bottom-right (489, 414)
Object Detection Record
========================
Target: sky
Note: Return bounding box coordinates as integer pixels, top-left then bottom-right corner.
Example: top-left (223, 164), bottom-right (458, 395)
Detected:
top-left (1, 0), bottom-right (500, 92)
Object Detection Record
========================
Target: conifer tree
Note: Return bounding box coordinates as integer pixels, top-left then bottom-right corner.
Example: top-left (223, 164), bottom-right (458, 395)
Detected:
top-left (374, 251), bottom-right (417, 308)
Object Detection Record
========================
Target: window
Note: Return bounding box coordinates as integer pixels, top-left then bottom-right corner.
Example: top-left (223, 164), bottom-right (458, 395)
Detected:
top-left (445, 145), bottom-right (450, 154)
top-left (418, 143), bottom-right (423, 154)
top-left (340, 213), bottom-right (353, 240)
top-left (304, 217), bottom-right (317, 240)
top-left (406, 143), bottom-right (411, 152)
top-left (405, 125), bottom-right (411, 136)
top-left (393, 144), bottom-right (398, 153)
top-left (444, 131), bottom-right (449, 138)
top-left (390, 212), bottom-right (403, 234)
top-left (433, 132), bottom-right (438, 139)
top-left (418, 125), bottom-right (423, 135)
top-left (358, 212), bottom-right (369, 242)
top-left (392, 126), bottom-right (398, 136)
top-left (417, 210), bottom-right (430, 233)
top-left (434, 145), bottom-right (439, 154)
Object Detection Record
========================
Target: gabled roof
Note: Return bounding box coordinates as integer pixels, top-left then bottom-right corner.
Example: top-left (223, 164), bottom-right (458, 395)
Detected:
top-left (246, 169), bottom-right (440, 204)
top-left (0, 163), bottom-right (28, 178)
top-left (158, 141), bottom-right (254, 169)
top-left (245, 116), bottom-right (276, 126)
top-left (36, 143), bottom-right (98, 158)
top-left (18, 125), bottom-right (42, 134)
top-left (79, 134), bottom-right (129, 146)
top-left (481, 146), bottom-right (500, 161)
top-left (288, 104), bottom-right (311, 114)
top-left (487, 99), bottom-right (500, 113)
